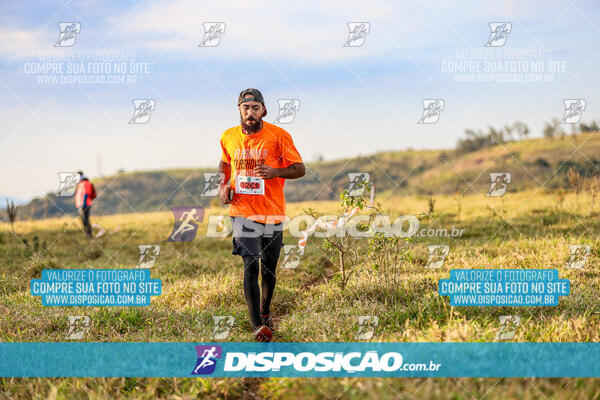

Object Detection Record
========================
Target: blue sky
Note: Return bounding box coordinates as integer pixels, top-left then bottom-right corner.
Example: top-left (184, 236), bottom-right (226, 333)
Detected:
top-left (1, 0), bottom-right (599, 198)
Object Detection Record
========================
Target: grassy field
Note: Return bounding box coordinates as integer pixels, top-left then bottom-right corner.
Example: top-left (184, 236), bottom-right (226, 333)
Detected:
top-left (1, 188), bottom-right (599, 398)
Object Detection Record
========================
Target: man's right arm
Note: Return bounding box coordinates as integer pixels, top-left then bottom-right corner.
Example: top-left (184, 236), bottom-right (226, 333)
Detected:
top-left (219, 160), bottom-right (232, 204)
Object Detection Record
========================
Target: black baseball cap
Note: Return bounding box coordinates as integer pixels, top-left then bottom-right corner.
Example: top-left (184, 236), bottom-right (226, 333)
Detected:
top-left (238, 88), bottom-right (267, 116)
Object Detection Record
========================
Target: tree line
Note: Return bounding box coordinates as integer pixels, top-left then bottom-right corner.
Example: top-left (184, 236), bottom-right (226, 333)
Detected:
top-left (456, 119), bottom-right (599, 154)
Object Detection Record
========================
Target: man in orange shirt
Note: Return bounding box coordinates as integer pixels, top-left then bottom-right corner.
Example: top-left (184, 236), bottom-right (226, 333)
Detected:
top-left (219, 88), bottom-right (305, 342)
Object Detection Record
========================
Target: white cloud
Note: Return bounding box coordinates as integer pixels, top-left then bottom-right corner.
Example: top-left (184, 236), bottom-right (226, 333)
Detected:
top-left (110, 0), bottom-right (415, 63)
top-left (0, 28), bottom-right (49, 60)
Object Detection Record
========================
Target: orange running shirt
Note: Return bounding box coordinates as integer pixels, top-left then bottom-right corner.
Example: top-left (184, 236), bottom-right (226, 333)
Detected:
top-left (220, 121), bottom-right (303, 224)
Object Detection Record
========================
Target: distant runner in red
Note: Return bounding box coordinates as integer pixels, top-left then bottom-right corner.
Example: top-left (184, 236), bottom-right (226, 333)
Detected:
top-left (219, 88), bottom-right (305, 342)
top-left (74, 171), bottom-right (96, 238)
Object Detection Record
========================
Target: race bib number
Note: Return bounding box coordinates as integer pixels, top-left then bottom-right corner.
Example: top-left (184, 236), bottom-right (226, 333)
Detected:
top-left (236, 175), bottom-right (265, 195)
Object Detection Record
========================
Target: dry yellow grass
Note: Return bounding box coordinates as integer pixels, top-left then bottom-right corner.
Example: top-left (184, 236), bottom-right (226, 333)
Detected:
top-left (0, 189), bottom-right (599, 398)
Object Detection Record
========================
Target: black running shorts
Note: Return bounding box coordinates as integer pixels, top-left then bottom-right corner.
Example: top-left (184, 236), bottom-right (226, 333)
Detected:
top-left (230, 216), bottom-right (284, 257)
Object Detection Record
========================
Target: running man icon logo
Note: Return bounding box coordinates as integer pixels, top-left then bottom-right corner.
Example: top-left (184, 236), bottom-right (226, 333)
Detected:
top-left (486, 173), bottom-right (511, 197)
top-left (495, 316), bottom-right (520, 340)
top-left (211, 316), bottom-right (234, 339)
top-left (129, 99), bottom-right (156, 124)
top-left (425, 245), bottom-right (449, 269)
top-left (137, 245), bottom-right (160, 268)
top-left (199, 22), bottom-right (226, 47)
top-left (566, 244), bottom-right (590, 269)
top-left (561, 99), bottom-right (586, 124)
top-left (167, 207), bottom-right (205, 242)
top-left (418, 99), bottom-right (445, 124)
top-left (355, 316), bottom-right (378, 340)
top-left (281, 244), bottom-right (305, 269)
top-left (55, 23), bottom-right (81, 47)
top-left (486, 22), bottom-right (511, 47)
top-left (348, 172), bottom-right (370, 197)
top-left (201, 173), bottom-right (224, 197)
top-left (273, 99), bottom-right (300, 124)
top-left (191, 345), bottom-right (223, 375)
top-left (56, 172), bottom-right (80, 196)
top-left (66, 315), bottom-right (89, 340)
top-left (343, 22), bottom-right (370, 47)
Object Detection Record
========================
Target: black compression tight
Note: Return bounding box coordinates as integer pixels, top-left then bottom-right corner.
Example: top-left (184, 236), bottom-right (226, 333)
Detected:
top-left (243, 254), bottom-right (277, 329)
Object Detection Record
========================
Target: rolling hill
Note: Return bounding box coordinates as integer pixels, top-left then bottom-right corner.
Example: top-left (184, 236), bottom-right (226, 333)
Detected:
top-left (9, 132), bottom-right (600, 220)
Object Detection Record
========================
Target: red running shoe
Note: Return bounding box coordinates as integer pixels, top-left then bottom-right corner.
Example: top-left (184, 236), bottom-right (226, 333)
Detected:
top-left (254, 325), bottom-right (272, 342)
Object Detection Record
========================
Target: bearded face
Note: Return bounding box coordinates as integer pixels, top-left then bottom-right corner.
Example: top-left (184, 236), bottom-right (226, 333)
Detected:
top-left (239, 99), bottom-right (265, 134)
top-left (240, 113), bottom-right (262, 134)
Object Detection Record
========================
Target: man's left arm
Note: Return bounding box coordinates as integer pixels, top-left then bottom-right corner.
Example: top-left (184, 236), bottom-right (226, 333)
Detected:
top-left (277, 163), bottom-right (305, 179)
top-left (254, 163), bottom-right (305, 179)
